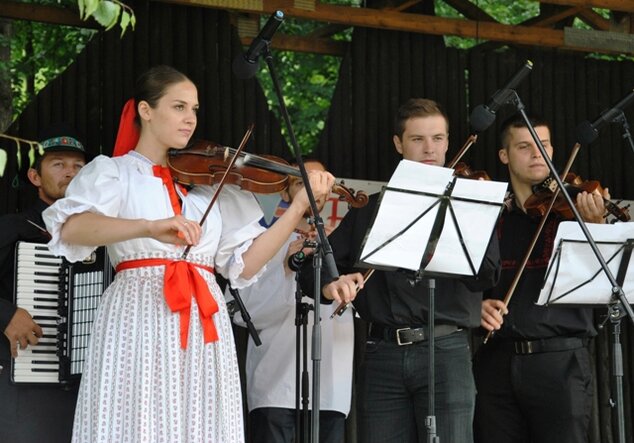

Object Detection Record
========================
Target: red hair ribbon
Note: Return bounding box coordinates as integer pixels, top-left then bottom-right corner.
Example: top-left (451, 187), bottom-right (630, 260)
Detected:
top-left (113, 98), bottom-right (140, 157)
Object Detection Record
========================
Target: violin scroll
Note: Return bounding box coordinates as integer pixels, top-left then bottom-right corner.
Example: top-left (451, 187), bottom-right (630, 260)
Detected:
top-left (333, 182), bottom-right (369, 209)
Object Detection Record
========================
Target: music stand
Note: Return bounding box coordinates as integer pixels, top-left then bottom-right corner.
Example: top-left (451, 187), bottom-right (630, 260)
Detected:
top-left (357, 160), bottom-right (507, 442)
top-left (538, 222), bottom-right (634, 307)
top-left (537, 221), bottom-right (634, 442)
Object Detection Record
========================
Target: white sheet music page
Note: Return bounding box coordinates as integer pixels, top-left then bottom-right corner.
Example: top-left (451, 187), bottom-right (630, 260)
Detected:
top-left (359, 160), bottom-right (507, 275)
top-left (537, 221), bottom-right (634, 305)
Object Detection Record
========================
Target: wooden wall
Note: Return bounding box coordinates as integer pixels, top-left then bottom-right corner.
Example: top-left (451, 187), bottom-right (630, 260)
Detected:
top-left (319, 28), bottom-right (634, 205)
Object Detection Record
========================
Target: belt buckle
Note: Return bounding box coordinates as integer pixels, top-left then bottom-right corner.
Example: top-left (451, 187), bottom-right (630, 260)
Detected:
top-left (515, 341), bottom-right (533, 354)
top-left (396, 327), bottom-right (413, 346)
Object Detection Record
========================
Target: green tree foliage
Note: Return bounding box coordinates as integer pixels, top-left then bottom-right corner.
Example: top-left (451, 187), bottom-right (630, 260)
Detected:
top-left (257, 53), bottom-right (343, 155)
top-left (2, 21), bottom-right (95, 121)
top-left (436, 0), bottom-right (539, 48)
top-left (0, 1), bottom-right (97, 124)
top-left (1, 0), bottom-right (135, 127)
top-left (255, 18), bottom-right (351, 154)
top-left (77, 0), bottom-right (135, 35)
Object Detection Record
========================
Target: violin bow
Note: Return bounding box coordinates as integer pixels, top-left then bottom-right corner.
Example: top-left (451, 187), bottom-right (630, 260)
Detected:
top-left (447, 134), bottom-right (478, 169)
top-left (483, 142), bottom-right (581, 343)
top-left (330, 268), bottom-right (375, 318)
top-left (180, 124), bottom-right (255, 260)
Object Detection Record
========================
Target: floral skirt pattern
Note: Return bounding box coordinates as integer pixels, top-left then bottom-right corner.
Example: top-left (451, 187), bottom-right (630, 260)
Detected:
top-left (72, 253), bottom-right (244, 443)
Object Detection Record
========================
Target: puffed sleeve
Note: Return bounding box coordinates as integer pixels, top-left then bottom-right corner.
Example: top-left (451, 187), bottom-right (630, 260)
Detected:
top-left (214, 185), bottom-right (267, 288)
top-left (42, 155), bottom-right (123, 262)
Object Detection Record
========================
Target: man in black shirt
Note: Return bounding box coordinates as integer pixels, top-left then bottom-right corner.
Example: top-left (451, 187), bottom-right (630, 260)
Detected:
top-left (0, 124), bottom-right (87, 443)
top-left (319, 99), bottom-right (500, 443)
top-left (473, 115), bottom-right (605, 443)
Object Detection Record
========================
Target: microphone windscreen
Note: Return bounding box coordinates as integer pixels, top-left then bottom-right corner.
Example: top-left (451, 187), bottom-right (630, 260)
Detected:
top-left (469, 105), bottom-right (496, 133)
top-left (232, 55), bottom-right (260, 80)
top-left (575, 121), bottom-right (599, 145)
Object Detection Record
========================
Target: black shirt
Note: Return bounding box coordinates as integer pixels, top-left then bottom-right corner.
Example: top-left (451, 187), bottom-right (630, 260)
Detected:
top-left (0, 199), bottom-right (51, 361)
top-left (302, 193), bottom-right (501, 328)
top-left (488, 198), bottom-right (596, 340)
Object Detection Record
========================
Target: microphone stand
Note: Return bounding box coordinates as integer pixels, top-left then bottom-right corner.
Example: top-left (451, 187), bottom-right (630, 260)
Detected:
top-left (425, 278), bottom-right (439, 443)
top-left (228, 286), bottom-right (261, 346)
top-left (292, 257), bottom-right (313, 443)
top-left (600, 109), bottom-right (634, 443)
top-left (613, 111), bottom-right (634, 158)
top-left (262, 43), bottom-right (339, 443)
top-left (507, 91), bottom-right (634, 443)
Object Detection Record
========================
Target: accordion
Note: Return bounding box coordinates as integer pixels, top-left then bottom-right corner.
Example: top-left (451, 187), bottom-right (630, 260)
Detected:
top-left (11, 241), bottom-right (112, 385)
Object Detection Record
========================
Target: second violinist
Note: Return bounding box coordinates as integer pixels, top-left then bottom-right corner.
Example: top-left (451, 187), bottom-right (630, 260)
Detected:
top-left (227, 159), bottom-right (355, 443)
top-left (474, 115), bottom-right (605, 443)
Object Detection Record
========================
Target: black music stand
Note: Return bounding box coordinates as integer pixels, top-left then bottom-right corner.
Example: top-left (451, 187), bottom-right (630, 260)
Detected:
top-left (357, 160), bottom-right (506, 442)
top-left (537, 221), bottom-right (634, 442)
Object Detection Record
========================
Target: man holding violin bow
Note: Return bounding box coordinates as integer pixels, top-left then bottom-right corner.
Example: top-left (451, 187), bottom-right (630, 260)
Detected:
top-left (473, 115), bottom-right (608, 443)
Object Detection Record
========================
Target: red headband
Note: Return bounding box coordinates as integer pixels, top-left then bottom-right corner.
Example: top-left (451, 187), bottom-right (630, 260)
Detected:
top-left (113, 98), bottom-right (140, 157)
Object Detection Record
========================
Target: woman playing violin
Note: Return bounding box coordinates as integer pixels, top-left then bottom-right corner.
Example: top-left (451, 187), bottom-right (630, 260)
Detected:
top-left (41, 65), bottom-right (356, 443)
top-left (473, 115), bottom-right (603, 443)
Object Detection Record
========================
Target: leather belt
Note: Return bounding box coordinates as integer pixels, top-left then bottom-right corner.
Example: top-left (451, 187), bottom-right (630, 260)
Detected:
top-left (369, 324), bottom-right (460, 346)
top-left (512, 337), bottom-right (587, 355)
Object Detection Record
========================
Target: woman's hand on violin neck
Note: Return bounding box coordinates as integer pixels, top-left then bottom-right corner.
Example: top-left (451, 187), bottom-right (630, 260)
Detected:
top-left (147, 215), bottom-right (201, 246)
top-left (577, 188), bottom-right (610, 224)
top-left (290, 170), bottom-right (336, 211)
top-left (480, 299), bottom-right (508, 332)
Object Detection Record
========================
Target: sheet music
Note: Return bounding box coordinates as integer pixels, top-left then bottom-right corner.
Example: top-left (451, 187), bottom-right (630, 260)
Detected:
top-left (537, 221), bottom-right (634, 305)
top-left (359, 160), bottom-right (507, 275)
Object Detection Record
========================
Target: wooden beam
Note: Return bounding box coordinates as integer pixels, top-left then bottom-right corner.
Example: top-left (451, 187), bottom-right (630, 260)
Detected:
top-left (0, 1), bottom-right (98, 29)
top-left (527, 6), bottom-right (583, 27)
top-left (441, 0), bottom-right (496, 22)
top-left (241, 33), bottom-right (347, 54)
top-left (387, 0), bottom-right (424, 13)
top-left (576, 8), bottom-right (611, 30)
top-left (539, 0), bottom-right (634, 14)
top-left (162, 0), bottom-right (612, 52)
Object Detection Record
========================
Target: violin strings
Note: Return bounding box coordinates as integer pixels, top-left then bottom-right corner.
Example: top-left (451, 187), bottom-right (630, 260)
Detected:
top-left (224, 147), bottom-right (299, 177)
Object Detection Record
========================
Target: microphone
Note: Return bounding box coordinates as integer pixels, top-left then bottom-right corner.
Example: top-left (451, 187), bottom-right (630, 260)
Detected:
top-left (575, 89), bottom-right (634, 145)
top-left (470, 60), bottom-right (534, 133)
top-left (232, 10), bottom-right (284, 80)
top-left (287, 250), bottom-right (307, 273)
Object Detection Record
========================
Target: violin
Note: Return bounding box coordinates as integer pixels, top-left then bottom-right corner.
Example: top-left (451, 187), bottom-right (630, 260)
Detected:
top-left (167, 139), bottom-right (369, 208)
top-left (453, 162), bottom-right (491, 180)
top-left (524, 173), bottom-right (630, 222)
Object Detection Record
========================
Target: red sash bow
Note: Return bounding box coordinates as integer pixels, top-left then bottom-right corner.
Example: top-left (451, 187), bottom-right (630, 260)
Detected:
top-left (116, 258), bottom-right (218, 349)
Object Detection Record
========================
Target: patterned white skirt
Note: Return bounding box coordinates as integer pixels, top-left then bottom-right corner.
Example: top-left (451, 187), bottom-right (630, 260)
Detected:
top-left (72, 253), bottom-right (244, 443)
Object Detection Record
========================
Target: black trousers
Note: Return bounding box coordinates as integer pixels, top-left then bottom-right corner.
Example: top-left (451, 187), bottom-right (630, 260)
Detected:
top-left (249, 407), bottom-right (345, 443)
top-left (0, 359), bottom-right (78, 443)
top-left (472, 338), bottom-right (593, 443)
